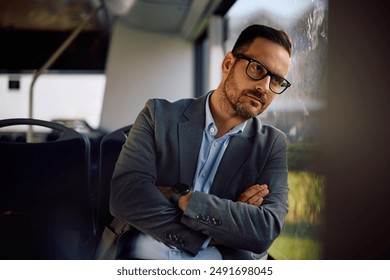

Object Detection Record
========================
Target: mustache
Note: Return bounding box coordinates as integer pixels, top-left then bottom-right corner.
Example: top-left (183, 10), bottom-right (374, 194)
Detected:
top-left (242, 90), bottom-right (266, 104)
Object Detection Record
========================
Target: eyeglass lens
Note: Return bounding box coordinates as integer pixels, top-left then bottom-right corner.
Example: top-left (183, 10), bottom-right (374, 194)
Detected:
top-left (247, 61), bottom-right (288, 94)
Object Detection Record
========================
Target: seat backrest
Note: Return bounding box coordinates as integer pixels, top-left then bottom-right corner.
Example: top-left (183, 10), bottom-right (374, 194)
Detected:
top-left (96, 125), bottom-right (132, 237)
top-left (0, 118), bottom-right (94, 259)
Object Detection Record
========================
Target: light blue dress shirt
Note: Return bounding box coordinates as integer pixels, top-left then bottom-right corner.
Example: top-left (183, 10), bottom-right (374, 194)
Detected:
top-left (129, 93), bottom-right (247, 259)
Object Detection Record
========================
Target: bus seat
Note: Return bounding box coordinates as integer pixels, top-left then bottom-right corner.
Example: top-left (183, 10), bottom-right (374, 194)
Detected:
top-left (0, 118), bottom-right (94, 259)
top-left (95, 125), bottom-right (132, 240)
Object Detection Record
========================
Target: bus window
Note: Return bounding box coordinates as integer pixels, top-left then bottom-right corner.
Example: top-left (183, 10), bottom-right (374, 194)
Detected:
top-left (223, 0), bottom-right (328, 259)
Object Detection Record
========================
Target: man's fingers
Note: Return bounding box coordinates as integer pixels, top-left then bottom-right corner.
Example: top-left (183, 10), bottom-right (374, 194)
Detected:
top-left (238, 184), bottom-right (268, 201)
top-left (238, 184), bottom-right (269, 204)
top-left (247, 196), bottom-right (264, 206)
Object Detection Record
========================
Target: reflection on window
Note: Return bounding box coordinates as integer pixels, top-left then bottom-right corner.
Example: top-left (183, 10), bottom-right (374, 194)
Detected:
top-left (225, 0), bottom-right (328, 259)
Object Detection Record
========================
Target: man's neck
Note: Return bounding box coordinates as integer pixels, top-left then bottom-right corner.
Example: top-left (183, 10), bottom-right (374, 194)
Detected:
top-left (209, 90), bottom-right (246, 138)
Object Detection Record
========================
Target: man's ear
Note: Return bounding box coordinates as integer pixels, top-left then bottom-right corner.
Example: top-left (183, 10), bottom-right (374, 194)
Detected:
top-left (221, 52), bottom-right (235, 75)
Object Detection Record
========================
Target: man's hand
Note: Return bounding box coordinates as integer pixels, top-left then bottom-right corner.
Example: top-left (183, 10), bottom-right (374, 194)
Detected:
top-left (178, 191), bottom-right (192, 211)
top-left (238, 184), bottom-right (269, 206)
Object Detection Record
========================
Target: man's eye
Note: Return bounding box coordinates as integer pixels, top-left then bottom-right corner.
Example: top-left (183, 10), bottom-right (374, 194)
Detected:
top-left (250, 63), bottom-right (265, 74)
top-left (253, 64), bottom-right (263, 72)
top-left (272, 76), bottom-right (285, 85)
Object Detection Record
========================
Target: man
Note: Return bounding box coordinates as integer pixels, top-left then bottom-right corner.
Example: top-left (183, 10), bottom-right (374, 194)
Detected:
top-left (105, 24), bottom-right (292, 260)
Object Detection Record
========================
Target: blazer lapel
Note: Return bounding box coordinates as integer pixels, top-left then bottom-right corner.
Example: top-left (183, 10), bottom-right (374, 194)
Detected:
top-left (178, 96), bottom-right (207, 185)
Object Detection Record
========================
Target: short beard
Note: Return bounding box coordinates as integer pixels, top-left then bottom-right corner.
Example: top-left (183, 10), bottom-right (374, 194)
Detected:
top-left (221, 72), bottom-right (262, 120)
top-left (234, 95), bottom-right (258, 119)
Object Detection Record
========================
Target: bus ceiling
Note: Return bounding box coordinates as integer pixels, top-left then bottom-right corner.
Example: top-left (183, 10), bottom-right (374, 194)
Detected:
top-left (0, 0), bottom-right (236, 41)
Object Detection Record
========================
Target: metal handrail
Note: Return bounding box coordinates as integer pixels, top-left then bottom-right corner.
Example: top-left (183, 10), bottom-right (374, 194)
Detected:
top-left (27, 3), bottom-right (103, 142)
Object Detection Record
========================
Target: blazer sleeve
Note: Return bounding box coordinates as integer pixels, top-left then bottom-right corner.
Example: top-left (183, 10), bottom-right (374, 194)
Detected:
top-left (180, 130), bottom-right (289, 254)
top-left (109, 99), bottom-right (208, 256)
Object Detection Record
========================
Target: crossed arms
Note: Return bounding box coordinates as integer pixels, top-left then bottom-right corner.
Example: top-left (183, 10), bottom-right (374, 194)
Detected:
top-left (179, 184), bottom-right (269, 210)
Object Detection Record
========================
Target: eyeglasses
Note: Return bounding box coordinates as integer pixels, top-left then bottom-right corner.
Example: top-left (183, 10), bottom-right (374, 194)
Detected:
top-left (235, 54), bottom-right (291, 94)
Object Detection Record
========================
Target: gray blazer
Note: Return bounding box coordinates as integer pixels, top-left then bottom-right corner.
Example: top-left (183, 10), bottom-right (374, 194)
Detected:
top-left (109, 93), bottom-right (289, 260)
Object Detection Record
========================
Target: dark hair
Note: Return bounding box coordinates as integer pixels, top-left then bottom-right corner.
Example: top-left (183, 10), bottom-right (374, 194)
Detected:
top-left (232, 24), bottom-right (292, 57)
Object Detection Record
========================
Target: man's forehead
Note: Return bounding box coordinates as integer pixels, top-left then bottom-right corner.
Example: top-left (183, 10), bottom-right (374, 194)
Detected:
top-left (244, 38), bottom-right (291, 75)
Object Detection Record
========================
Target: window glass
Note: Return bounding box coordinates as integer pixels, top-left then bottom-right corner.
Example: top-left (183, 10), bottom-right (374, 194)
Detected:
top-left (195, 33), bottom-right (209, 97)
top-left (225, 0), bottom-right (328, 259)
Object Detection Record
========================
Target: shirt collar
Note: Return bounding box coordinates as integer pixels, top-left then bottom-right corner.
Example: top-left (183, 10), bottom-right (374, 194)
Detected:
top-left (205, 92), bottom-right (247, 137)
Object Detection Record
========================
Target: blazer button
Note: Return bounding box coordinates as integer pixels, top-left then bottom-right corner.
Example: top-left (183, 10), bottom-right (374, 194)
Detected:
top-left (196, 214), bottom-right (206, 221)
top-left (164, 232), bottom-right (188, 247)
top-left (179, 238), bottom-right (188, 247)
top-left (164, 232), bottom-right (172, 241)
top-left (211, 217), bottom-right (221, 226)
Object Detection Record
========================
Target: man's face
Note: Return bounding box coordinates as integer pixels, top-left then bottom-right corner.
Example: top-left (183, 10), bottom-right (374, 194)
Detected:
top-left (221, 37), bottom-right (290, 119)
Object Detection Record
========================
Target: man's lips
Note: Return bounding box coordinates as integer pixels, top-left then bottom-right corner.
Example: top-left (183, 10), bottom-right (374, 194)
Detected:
top-left (245, 92), bottom-right (265, 105)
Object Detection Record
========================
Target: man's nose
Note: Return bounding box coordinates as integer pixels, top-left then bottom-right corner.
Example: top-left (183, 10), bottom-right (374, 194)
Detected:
top-left (255, 75), bottom-right (271, 92)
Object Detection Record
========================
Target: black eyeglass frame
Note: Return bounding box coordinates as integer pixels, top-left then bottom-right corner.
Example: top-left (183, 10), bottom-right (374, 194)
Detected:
top-left (235, 53), bottom-right (291, 94)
